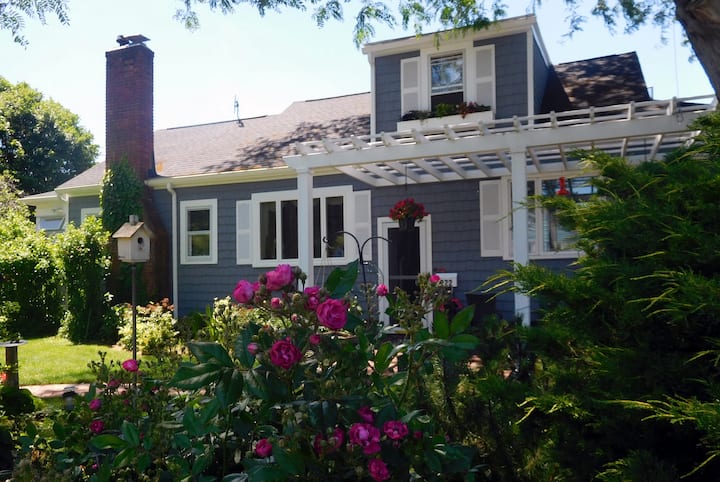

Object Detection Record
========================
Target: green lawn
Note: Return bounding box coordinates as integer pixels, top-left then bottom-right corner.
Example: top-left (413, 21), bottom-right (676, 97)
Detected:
top-left (15, 336), bottom-right (132, 386)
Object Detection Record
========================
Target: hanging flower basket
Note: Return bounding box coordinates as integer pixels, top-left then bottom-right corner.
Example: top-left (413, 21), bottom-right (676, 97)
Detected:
top-left (389, 198), bottom-right (428, 230)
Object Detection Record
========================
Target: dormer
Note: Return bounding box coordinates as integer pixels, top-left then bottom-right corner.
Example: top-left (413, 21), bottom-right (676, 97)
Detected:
top-left (363, 15), bottom-right (552, 134)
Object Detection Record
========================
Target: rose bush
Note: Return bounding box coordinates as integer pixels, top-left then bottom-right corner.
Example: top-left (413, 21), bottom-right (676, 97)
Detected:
top-left (13, 260), bottom-right (483, 480)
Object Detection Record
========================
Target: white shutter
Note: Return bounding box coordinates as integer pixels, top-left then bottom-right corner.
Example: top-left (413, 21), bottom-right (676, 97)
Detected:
top-left (474, 46), bottom-right (495, 110)
top-left (353, 190), bottom-right (372, 261)
top-left (480, 180), bottom-right (503, 257)
top-left (236, 200), bottom-right (252, 264)
top-left (401, 57), bottom-right (420, 114)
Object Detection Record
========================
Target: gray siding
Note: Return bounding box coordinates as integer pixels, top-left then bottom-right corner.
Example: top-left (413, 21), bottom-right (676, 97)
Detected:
top-left (532, 36), bottom-right (550, 115)
top-left (68, 196), bottom-right (101, 226)
top-left (475, 33), bottom-right (528, 119)
top-left (371, 180), bottom-right (516, 318)
top-left (170, 174), bottom-right (368, 317)
top-left (375, 51), bottom-right (421, 133)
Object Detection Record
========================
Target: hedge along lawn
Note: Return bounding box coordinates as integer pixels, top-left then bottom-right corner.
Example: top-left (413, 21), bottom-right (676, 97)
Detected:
top-left (15, 336), bottom-right (133, 386)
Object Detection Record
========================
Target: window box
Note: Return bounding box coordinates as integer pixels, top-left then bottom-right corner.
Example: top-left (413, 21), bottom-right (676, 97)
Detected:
top-left (397, 110), bottom-right (494, 131)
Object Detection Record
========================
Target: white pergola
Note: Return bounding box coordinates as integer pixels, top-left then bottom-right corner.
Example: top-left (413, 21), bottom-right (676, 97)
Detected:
top-left (285, 95), bottom-right (717, 323)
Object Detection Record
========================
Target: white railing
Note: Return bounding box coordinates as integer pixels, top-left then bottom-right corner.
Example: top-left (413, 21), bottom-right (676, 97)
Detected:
top-left (293, 95), bottom-right (717, 157)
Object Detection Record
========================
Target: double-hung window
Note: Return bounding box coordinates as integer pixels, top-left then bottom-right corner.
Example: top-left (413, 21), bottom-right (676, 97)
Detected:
top-left (430, 53), bottom-right (464, 110)
top-left (180, 199), bottom-right (217, 264)
top-left (243, 186), bottom-right (371, 268)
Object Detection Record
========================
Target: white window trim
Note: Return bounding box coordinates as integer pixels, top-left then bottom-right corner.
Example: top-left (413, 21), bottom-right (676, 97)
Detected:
top-left (180, 199), bottom-right (218, 265)
top-left (412, 43), bottom-right (496, 113)
top-left (250, 186), bottom-right (356, 268)
top-left (500, 176), bottom-right (583, 260)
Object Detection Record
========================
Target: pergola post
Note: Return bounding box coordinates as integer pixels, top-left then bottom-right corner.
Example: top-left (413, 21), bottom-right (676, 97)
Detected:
top-left (296, 166), bottom-right (314, 287)
top-left (510, 147), bottom-right (532, 325)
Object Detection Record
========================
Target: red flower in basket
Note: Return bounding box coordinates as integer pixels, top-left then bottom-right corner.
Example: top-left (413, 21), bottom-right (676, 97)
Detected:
top-left (389, 198), bottom-right (428, 222)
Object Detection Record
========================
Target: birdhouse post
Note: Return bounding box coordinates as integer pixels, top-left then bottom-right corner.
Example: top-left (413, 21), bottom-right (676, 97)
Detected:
top-left (112, 215), bottom-right (154, 363)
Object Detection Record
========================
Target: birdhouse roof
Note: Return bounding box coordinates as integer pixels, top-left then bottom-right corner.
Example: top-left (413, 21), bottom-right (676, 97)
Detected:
top-left (112, 221), bottom-right (153, 239)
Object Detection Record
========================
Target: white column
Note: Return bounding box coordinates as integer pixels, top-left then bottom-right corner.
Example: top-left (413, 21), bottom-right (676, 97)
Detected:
top-left (296, 166), bottom-right (314, 287)
top-left (510, 148), bottom-right (532, 325)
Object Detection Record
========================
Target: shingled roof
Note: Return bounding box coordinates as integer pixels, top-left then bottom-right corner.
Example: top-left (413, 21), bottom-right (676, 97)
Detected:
top-left (56, 93), bottom-right (370, 189)
top-left (541, 52), bottom-right (651, 112)
top-left (154, 92), bottom-right (370, 177)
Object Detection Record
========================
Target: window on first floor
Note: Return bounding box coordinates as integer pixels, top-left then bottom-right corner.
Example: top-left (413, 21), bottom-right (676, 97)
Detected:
top-left (241, 187), bottom-right (371, 268)
top-left (479, 176), bottom-right (596, 259)
top-left (80, 207), bottom-right (102, 223)
top-left (180, 199), bottom-right (217, 264)
top-left (37, 216), bottom-right (65, 233)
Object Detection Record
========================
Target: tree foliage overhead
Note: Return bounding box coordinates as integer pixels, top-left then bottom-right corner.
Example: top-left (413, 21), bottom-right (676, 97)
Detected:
top-left (4, 1), bottom-right (720, 97)
top-left (0, 0), bottom-right (69, 45)
top-left (0, 76), bottom-right (98, 195)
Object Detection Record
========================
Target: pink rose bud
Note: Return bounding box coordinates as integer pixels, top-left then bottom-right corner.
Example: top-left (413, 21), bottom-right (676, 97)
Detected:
top-left (309, 334), bottom-right (321, 345)
top-left (121, 359), bottom-right (139, 372)
top-left (376, 284), bottom-right (389, 297)
top-left (247, 342), bottom-right (259, 355)
top-left (429, 274), bottom-right (441, 283)
top-left (271, 297), bottom-right (282, 309)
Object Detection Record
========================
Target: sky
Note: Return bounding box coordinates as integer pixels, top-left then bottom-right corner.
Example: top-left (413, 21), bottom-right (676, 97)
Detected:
top-left (2, 0), bottom-right (713, 160)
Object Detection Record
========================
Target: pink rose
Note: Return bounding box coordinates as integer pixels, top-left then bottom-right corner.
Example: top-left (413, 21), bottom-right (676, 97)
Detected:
top-left (271, 297), bottom-right (283, 309)
top-left (266, 264), bottom-right (293, 290)
top-left (88, 398), bottom-right (102, 411)
top-left (383, 420), bottom-right (409, 440)
top-left (309, 334), bottom-right (321, 345)
top-left (107, 378), bottom-right (120, 389)
top-left (368, 459), bottom-right (390, 482)
top-left (314, 427), bottom-right (345, 455)
top-left (358, 405), bottom-right (375, 423)
top-left (376, 284), bottom-right (389, 297)
top-left (316, 299), bottom-right (348, 330)
top-left (268, 339), bottom-right (302, 369)
top-left (233, 279), bottom-right (255, 304)
top-left (121, 359), bottom-right (139, 372)
top-left (89, 419), bottom-right (104, 434)
top-left (429, 274), bottom-right (441, 283)
top-left (247, 342), bottom-right (259, 355)
top-left (304, 286), bottom-right (322, 310)
top-left (348, 423), bottom-right (381, 455)
top-left (255, 438), bottom-right (272, 458)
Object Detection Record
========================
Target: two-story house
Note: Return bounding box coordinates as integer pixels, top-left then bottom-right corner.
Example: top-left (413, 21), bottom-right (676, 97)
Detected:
top-left (23, 15), bottom-right (716, 323)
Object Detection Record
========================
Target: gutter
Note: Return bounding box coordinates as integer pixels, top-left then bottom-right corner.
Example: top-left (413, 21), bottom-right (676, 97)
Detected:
top-left (165, 182), bottom-right (179, 319)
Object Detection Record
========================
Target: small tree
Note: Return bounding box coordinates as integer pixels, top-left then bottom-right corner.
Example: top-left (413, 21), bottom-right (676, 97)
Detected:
top-left (57, 216), bottom-right (116, 343)
top-left (493, 112), bottom-right (720, 480)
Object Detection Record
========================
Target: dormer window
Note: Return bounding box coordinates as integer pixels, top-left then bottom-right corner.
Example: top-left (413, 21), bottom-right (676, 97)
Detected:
top-left (430, 53), bottom-right (464, 110)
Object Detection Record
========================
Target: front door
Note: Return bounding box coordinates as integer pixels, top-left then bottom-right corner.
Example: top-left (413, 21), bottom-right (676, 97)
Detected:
top-left (377, 216), bottom-right (433, 324)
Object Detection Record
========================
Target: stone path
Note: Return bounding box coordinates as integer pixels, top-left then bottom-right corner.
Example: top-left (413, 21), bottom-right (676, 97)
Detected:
top-left (22, 384), bottom-right (90, 398)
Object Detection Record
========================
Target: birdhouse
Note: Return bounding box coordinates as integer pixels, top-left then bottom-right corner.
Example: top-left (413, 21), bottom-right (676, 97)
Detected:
top-left (112, 215), bottom-right (153, 263)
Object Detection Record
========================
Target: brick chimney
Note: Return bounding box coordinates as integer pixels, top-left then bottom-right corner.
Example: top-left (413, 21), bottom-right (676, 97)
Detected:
top-left (105, 35), bottom-right (169, 302)
top-left (105, 35), bottom-right (155, 178)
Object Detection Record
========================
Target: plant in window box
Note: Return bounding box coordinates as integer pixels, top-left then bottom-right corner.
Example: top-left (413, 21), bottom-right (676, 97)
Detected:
top-left (389, 198), bottom-right (428, 231)
top-left (399, 109), bottom-right (432, 121)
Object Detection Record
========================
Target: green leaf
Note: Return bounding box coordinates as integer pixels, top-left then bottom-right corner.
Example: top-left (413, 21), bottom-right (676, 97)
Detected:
top-left (91, 434), bottom-right (127, 450)
top-left (433, 310), bottom-right (450, 339)
top-left (235, 327), bottom-right (258, 368)
top-left (121, 420), bottom-right (140, 447)
top-left (188, 341), bottom-right (235, 367)
top-left (449, 305), bottom-right (474, 335)
top-left (170, 362), bottom-right (224, 389)
top-left (113, 447), bottom-right (136, 469)
top-left (223, 474), bottom-right (249, 482)
top-left (274, 446), bottom-right (306, 476)
top-left (325, 260), bottom-right (358, 298)
top-left (373, 341), bottom-right (394, 374)
top-left (216, 368), bottom-right (244, 409)
top-left (450, 333), bottom-right (479, 350)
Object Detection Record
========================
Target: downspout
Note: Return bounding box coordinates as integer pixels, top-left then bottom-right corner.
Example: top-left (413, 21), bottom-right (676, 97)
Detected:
top-left (165, 183), bottom-right (179, 319)
top-left (60, 193), bottom-right (69, 226)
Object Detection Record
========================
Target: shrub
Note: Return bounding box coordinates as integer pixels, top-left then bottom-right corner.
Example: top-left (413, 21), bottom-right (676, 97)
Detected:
top-left (56, 217), bottom-right (116, 343)
top-left (0, 173), bottom-right (63, 338)
top-left (117, 298), bottom-right (180, 360)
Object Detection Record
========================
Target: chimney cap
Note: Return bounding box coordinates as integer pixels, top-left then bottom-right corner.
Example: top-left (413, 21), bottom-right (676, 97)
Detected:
top-left (116, 34), bottom-right (150, 46)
